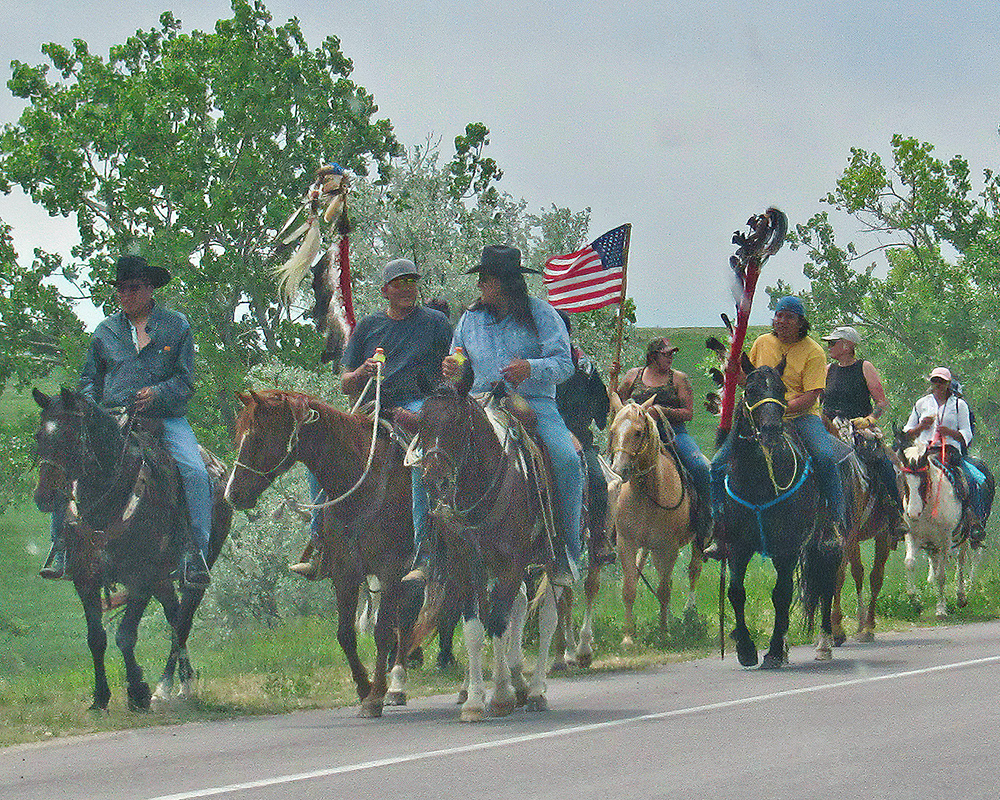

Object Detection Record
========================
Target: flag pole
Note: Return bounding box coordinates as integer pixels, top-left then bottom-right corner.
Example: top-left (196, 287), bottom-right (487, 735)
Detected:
top-left (610, 223), bottom-right (631, 395)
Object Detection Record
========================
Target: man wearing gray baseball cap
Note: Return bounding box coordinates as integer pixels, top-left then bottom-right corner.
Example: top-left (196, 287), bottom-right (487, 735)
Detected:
top-left (290, 257), bottom-right (452, 577)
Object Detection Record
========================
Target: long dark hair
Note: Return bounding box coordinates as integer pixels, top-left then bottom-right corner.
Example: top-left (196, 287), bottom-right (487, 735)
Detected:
top-left (470, 271), bottom-right (537, 334)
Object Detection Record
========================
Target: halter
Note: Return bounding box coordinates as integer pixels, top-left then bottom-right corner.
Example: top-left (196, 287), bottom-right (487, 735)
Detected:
top-left (610, 408), bottom-right (661, 479)
top-left (417, 393), bottom-right (511, 520)
top-left (740, 394), bottom-right (798, 494)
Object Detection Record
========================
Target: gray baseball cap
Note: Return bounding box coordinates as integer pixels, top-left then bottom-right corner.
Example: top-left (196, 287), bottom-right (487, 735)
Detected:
top-left (382, 258), bottom-right (420, 285)
top-left (822, 325), bottom-right (861, 345)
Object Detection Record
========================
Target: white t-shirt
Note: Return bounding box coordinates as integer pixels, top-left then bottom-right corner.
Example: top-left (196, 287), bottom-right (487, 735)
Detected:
top-left (905, 392), bottom-right (973, 450)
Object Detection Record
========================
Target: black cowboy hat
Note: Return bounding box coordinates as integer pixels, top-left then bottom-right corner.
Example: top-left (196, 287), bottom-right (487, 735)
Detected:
top-left (113, 255), bottom-right (171, 289)
top-left (465, 244), bottom-right (541, 276)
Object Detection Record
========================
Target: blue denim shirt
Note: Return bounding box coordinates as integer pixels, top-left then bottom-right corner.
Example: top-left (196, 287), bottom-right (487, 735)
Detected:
top-left (452, 297), bottom-right (573, 399)
top-left (79, 303), bottom-right (195, 418)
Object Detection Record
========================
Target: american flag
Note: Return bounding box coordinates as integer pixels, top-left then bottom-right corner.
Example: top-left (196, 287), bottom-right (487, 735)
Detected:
top-left (543, 224), bottom-right (630, 313)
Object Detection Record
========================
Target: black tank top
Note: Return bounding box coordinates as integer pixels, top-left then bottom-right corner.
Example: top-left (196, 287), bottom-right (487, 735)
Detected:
top-left (632, 367), bottom-right (683, 408)
top-left (823, 360), bottom-right (873, 419)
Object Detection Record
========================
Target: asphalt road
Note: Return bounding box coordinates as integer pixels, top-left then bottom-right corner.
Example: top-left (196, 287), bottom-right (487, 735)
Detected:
top-left (3, 621), bottom-right (999, 800)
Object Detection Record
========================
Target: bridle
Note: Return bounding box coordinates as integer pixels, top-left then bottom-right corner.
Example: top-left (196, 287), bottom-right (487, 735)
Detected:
top-left (610, 407), bottom-right (660, 480)
top-left (740, 394), bottom-right (799, 494)
top-left (233, 405), bottom-right (320, 479)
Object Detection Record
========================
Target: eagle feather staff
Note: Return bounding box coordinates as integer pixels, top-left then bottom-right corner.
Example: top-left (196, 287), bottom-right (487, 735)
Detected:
top-left (274, 164), bottom-right (354, 364)
top-left (711, 207), bottom-right (787, 447)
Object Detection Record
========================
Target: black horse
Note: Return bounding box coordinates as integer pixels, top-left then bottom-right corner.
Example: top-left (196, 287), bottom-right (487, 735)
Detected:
top-left (716, 359), bottom-right (842, 668)
top-left (32, 388), bottom-right (231, 710)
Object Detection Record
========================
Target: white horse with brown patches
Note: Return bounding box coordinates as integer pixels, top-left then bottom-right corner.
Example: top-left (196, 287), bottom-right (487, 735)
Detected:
top-left (608, 394), bottom-right (702, 647)
top-left (898, 440), bottom-right (970, 618)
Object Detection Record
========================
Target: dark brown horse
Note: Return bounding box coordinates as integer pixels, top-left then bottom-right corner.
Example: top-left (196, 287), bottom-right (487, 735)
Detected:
top-left (829, 417), bottom-right (896, 644)
top-left (224, 390), bottom-right (415, 717)
top-left (406, 379), bottom-right (563, 721)
top-left (32, 388), bottom-right (232, 711)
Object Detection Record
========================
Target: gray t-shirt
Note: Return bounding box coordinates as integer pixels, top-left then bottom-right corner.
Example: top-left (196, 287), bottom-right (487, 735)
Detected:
top-left (342, 306), bottom-right (452, 408)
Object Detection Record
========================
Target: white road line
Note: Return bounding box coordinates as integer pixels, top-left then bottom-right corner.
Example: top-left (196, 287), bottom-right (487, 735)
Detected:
top-left (147, 655), bottom-right (1000, 800)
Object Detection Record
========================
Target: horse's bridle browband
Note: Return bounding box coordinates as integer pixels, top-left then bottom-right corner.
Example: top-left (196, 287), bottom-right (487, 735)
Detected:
top-left (233, 405), bottom-right (320, 478)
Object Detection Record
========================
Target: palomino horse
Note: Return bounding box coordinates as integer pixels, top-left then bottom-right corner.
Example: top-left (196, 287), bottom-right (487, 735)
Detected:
top-left (407, 379), bottom-right (562, 721)
top-left (898, 440), bottom-right (970, 619)
top-left (829, 417), bottom-right (897, 644)
top-left (224, 390), bottom-right (416, 717)
top-left (717, 361), bottom-right (842, 668)
top-left (32, 388), bottom-right (232, 710)
top-left (607, 395), bottom-right (702, 648)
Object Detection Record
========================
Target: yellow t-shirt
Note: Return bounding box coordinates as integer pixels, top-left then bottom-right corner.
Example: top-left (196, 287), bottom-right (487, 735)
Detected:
top-left (748, 333), bottom-right (826, 418)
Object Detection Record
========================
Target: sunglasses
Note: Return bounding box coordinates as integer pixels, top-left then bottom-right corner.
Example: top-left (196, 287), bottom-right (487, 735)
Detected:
top-left (930, 377), bottom-right (948, 384)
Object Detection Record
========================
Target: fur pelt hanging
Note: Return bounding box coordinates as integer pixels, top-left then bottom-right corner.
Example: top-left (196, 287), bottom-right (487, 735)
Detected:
top-left (274, 164), bottom-right (354, 364)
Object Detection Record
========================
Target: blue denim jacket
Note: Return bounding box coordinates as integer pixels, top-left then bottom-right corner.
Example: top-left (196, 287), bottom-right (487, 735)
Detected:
top-left (79, 303), bottom-right (195, 418)
top-left (452, 297), bottom-right (573, 399)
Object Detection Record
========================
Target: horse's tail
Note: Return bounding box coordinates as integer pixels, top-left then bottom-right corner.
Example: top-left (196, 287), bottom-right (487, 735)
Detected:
top-left (799, 522), bottom-right (842, 633)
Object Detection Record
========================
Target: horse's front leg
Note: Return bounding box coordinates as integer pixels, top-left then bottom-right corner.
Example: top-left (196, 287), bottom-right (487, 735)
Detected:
top-left (650, 549), bottom-right (678, 631)
top-left (955, 541), bottom-right (969, 609)
top-left (550, 585), bottom-right (573, 672)
top-left (363, 576), bottom-right (403, 717)
top-left (863, 528), bottom-right (892, 639)
top-left (152, 582), bottom-right (182, 706)
top-left (575, 564), bottom-right (601, 668)
top-left (762, 562), bottom-right (793, 669)
top-left (115, 589), bottom-right (155, 710)
top-left (486, 579), bottom-right (518, 717)
top-left (334, 576), bottom-right (372, 712)
top-left (904, 531), bottom-right (922, 612)
top-left (619, 533), bottom-right (639, 649)
top-left (506, 581), bottom-right (529, 706)
top-left (727, 551), bottom-right (757, 667)
top-left (79, 584), bottom-right (110, 711)
top-left (386, 577), bottom-right (421, 707)
top-left (460, 609), bottom-right (487, 722)
top-left (527, 582), bottom-right (558, 712)
top-left (932, 545), bottom-right (949, 619)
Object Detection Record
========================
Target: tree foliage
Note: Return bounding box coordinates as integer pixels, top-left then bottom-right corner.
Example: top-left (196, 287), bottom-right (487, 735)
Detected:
top-left (774, 134), bottom-right (1000, 443)
top-left (1, 0), bottom-right (399, 438)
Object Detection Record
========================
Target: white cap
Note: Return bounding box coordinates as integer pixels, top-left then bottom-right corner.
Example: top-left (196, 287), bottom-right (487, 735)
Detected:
top-left (822, 325), bottom-right (861, 345)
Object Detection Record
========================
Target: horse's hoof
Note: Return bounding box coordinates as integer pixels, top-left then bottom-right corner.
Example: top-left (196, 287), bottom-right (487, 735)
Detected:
top-left (814, 648), bottom-right (832, 662)
top-left (832, 632), bottom-right (846, 647)
top-left (576, 652), bottom-right (593, 669)
top-left (384, 691), bottom-right (406, 707)
top-left (128, 682), bottom-right (152, 711)
top-left (935, 609), bottom-right (948, 620)
top-left (515, 687), bottom-right (529, 707)
top-left (855, 629), bottom-right (874, 643)
top-left (488, 697), bottom-right (516, 717)
top-left (760, 653), bottom-right (784, 670)
top-left (358, 699), bottom-right (384, 718)
top-left (456, 689), bottom-right (468, 705)
top-left (550, 660), bottom-right (568, 673)
top-left (736, 641), bottom-right (758, 668)
top-left (957, 594), bottom-right (968, 609)
top-left (460, 706), bottom-right (485, 722)
top-left (525, 695), bottom-right (548, 712)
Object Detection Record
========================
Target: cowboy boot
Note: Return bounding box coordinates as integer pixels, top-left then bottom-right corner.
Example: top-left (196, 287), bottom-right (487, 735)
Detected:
top-left (39, 538), bottom-right (68, 580)
top-left (182, 548), bottom-right (211, 588)
top-left (701, 517), bottom-right (727, 561)
top-left (289, 540), bottom-right (324, 579)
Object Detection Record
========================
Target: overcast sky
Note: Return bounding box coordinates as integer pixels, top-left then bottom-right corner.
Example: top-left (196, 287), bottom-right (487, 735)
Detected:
top-left (3, 1), bottom-right (999, 328)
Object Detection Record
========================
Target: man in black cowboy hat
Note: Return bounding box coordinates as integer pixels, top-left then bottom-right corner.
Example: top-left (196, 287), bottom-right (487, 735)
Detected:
top-left (40, 255), bottom-right (212, 586)
top-left (431, 244), bottom-right (582, 585)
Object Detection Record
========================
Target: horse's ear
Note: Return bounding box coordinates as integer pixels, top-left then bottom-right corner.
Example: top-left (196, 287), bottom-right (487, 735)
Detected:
top-left (455, 361), bottom-right (474, 397)
top-left (249, 390), bottom-right (267, 406)
top-left (236, 391), bottom-right (253, 407)
top-left (740, 351), bottom-right (754, 376)
top-left (776, 355), bottom-right (787, 377)
top-left (640, 395), bottom-right (657, 412)
top-left (60, 387), bottom-right (76, 409)
top-left (32, 388), bottom-right (50, 408)
top-left (609, 390), bottom-right (623, 413)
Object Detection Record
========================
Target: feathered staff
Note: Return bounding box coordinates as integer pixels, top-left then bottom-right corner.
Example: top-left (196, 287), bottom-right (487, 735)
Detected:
top-left (274, 164), bottom-right (354, 364)
top-left (710, 207), bottom-right (787, 447)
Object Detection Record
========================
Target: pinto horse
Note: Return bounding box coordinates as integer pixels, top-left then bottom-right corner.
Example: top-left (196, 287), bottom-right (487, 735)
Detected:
top-left (717, 361), bottom-right (842, 668)
top-left (607, 395), bottom-right (702, 648)
top-left (897, 440), bottom-right (970, 619)
top-left (829, 418), bottom-right (897, 644)
top-left (406, 379), bottom-right (562, 721)
top-left (224, 390), bottom-right (417, 717)
top-left (32, 388), bottom-right (232, 711)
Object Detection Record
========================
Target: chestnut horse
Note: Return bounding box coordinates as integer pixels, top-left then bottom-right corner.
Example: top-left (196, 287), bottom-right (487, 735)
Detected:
top-left (829, 417), bottom-right (896, 644)
top-left (32, 388), bottom-right (232, 711)
top-left (898, 440), bottom-right (970, 619)
top-left (607, 395), bottom-right (702, 648)
top-left (224, 390), bottom-right (416, 717)
top-left (406, 380), bottom-right (562, 721)
top-left (716, 362), bottom-right (842, 668)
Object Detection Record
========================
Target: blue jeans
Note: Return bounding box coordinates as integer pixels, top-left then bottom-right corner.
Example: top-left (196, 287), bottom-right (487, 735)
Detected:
top-left (160, 416), bottom-right (213, 556)
top-left (710, 413), bottom-right (846, 526)
top-left (53, 416), bottom-right (212, 556)
top-left (959, 458), bottom-right (987, 521)
top-left (526, 396), bottom-right (583, 570)
top-left (671, 423), bottom-right (711, 510)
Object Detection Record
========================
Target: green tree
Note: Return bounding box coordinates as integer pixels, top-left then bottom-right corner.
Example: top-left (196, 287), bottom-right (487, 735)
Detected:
top-left (775, 134), bottom-right (1000, 443)
top-left (1, 0), bottom-right (398, 442)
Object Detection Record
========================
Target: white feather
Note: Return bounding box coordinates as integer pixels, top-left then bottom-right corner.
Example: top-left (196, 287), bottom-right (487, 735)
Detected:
top-left (281, 220), bottom-right (312, 245)
top-left (276, 222), bottom-right (321, 304)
